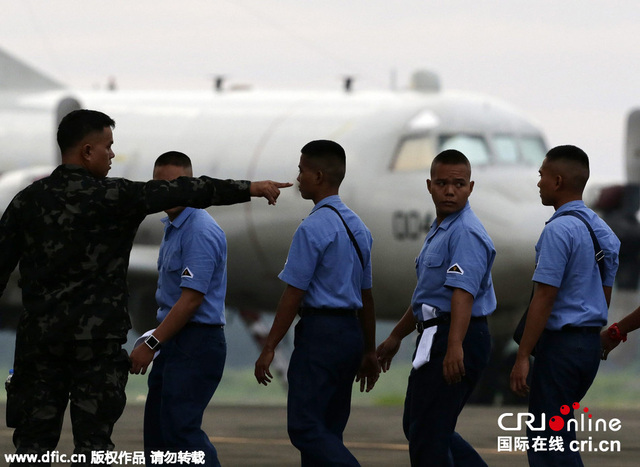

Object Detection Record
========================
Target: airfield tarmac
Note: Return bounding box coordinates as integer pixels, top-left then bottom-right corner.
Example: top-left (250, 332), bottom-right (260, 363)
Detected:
top-left (2, 402), bottom-right (640, 466)
top-left (3, 293), bottom-right (640, 465)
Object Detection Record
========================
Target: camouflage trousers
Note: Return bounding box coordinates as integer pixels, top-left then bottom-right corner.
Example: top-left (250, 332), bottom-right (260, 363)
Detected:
top-left (8, 336), bottom-right (129, 465)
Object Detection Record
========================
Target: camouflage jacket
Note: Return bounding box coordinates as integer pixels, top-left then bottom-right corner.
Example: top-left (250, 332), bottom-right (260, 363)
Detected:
top-left (0, 164), bottom-right (250, 343)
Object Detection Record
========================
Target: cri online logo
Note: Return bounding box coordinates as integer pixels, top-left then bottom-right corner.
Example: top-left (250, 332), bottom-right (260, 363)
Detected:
top-left (498, 402), bottom-right (622, 433)
top-left (549, 402), bottom-right (589, 431)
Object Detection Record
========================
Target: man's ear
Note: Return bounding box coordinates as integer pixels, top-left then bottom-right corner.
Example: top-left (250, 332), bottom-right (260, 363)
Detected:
top-left (426, 179), bottom-right (432, 194)
top-left (81, 143), bottom-right (92, 161)
top-left (554, 174), bottom-right (563, 191)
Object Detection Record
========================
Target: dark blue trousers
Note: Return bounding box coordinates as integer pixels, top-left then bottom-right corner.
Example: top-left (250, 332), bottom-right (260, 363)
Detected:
top-left (144, 325), bottom-right (226, 467)
top-left (527, 330), bottom-right (600, 467)
top-left (403, 320), bottom-right (491, 467)
top-left (287, 314), bottom-right (364, 467)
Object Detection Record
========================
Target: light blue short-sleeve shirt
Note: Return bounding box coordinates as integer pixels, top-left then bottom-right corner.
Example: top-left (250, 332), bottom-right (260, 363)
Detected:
top-left (411, 202), bottom-right (496, 319)
top-left (278, 195), bottom-right (373, 309)
top-left (155, 207), bottom-right (227, 325)
top-left (533, 200), bottom-right (620, 330)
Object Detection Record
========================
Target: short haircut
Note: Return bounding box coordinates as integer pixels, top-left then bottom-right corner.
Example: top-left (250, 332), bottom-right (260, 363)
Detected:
top-left (301, 140), bottom-right (346, 186)
top-left (545, 145), bottom-right (590, 191)
top-left (430, 149), bottom-right (471, 177)
top-left (154, 151), bottom-right (192, 169)
top-left (545, 145), bottom-right (590, 170)
top-left (57, 109), bottom-right (115, 154)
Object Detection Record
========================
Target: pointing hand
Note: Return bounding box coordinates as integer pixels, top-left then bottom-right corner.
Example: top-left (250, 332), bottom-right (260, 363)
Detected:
top-left (250, 180), bottom-right (293, 205)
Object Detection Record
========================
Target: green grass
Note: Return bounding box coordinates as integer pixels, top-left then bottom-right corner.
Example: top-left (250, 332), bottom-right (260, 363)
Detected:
top-left (4, 361), bottom-right (640, 409)
top-left (583, 362), bottom-right (640, 409)
top-left (126, 363), bottom-right (412, 406)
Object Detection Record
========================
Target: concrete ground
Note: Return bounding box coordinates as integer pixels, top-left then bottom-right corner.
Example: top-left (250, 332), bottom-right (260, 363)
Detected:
top-left (2, 403), bottom-right (639, 466)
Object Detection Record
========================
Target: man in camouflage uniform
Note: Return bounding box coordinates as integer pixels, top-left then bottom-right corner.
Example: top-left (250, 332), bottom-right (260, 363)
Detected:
top-left (0, 109), bottom-right (289, 464)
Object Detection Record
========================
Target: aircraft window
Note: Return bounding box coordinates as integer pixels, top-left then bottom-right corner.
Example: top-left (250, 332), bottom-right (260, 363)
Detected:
top-left (393, 135), bottom-right (436, 171)
top-left (439, 134), bottom-right (490, 166)
top-left (493, 135), bottom-right (519, 163)
top-left (520, 136), bottom-right (547, 166)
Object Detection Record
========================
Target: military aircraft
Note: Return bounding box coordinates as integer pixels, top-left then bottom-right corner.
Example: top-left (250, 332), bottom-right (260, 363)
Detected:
top-left (0, 46), bottom-right (578, 402)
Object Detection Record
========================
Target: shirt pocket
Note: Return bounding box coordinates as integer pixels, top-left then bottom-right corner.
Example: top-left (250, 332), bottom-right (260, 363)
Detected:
top-left (425, 253), bottom-right (444, 268)
top-left (163, 252), bottom-right (183, 273)
top-left (416, 253), bottom-right (445, 271)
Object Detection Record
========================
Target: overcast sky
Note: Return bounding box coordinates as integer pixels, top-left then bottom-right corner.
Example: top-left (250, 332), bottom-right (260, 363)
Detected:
top-left (1, 0), bottom-right (637, 180)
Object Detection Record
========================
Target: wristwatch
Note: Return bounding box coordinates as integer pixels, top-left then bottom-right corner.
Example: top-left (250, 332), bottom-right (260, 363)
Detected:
top-left (607, 323), bottom-right (627, 343)
top-left (144, 334), bottom-right (161, 351)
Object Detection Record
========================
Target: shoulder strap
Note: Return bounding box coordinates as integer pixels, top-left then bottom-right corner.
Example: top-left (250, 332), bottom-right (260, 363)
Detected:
top-left (315, 204), bottom-right (365, 269)
top-left (553, 210), bottom-right (605, 281)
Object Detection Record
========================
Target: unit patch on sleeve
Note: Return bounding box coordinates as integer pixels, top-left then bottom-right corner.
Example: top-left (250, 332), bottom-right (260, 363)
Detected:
top-left (447, 263), bottom-right (464, 275)
top-left (181, 267), bottom-right (194, 278)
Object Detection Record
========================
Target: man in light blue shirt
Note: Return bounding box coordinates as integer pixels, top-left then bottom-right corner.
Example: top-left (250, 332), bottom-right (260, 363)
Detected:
top-left (278, 194), bottom-right (373, 310)
top-left (130, 152), bottom-right (228, 467)
top-left (409, 201), bottom-right (496, 319)
top-left (377, 149), bottom-right (495, 466)
top-left (511, 145), bottom-right (620, 466)
top-left (532, 201), bottom-right (618, 331)
top-left (254, 140), bottom-right (379, 466)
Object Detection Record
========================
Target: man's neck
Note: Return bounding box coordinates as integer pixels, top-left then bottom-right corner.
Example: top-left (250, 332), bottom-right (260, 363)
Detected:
top-left (554, 195), bottom-right (582, 211)
top-left (166, 207), bottom-right (186, 222)
top-left (312, 189), bottom-right (340, 205)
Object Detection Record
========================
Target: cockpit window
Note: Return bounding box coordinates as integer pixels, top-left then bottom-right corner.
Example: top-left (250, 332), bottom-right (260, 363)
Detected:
top-left (520, 136), bottom-right (547, 166)
top-left (392, 135), bottom-right (436, 171)
top-left (391, 133), bottom-right (545, 172)
top-left (493, 135), bottom-right (519, 163)
top-left (439, 134), bottom-right (490, 166)
top-left (493, 134), bottom-right (546, 166)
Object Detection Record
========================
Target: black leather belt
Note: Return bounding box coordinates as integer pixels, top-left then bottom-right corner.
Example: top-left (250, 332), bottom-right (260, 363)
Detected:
top-left (416, 314), bottom-right (487, 333)
top-left (299, 307), bottom-right (358, 318)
